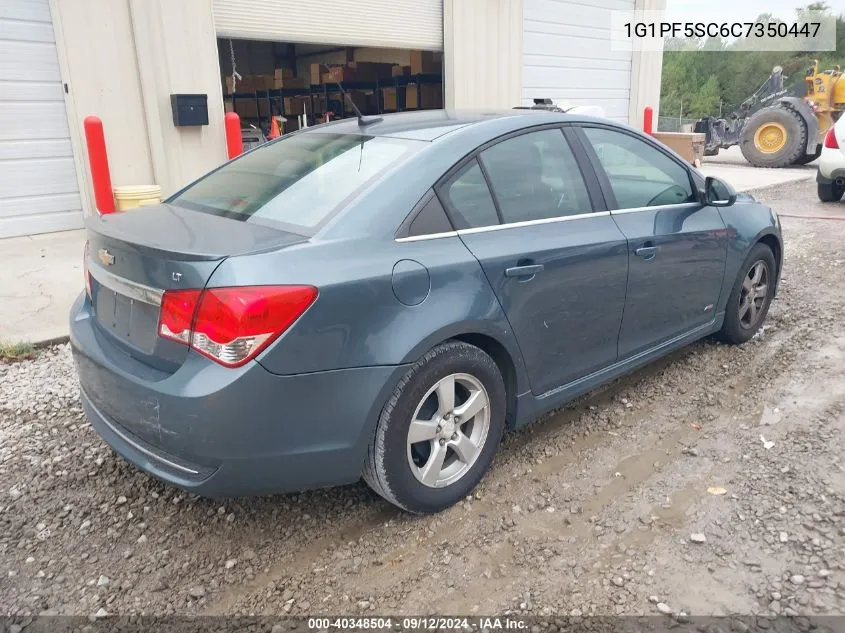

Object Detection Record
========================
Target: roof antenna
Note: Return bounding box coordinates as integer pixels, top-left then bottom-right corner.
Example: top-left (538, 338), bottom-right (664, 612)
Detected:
top-left (322, 63), bottom-right (383, 127)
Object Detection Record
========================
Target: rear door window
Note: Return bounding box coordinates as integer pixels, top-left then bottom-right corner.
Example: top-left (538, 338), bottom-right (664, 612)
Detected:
top-left (169, 133), bottom-right (424, 234)
top-left (479, 129), bottom-right (593, 223)
top-left (438, 159), bottom-right (501, 230)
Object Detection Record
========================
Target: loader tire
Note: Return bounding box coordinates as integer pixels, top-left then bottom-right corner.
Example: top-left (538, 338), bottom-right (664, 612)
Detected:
top-left (740, 106), bottom-right (807, 168)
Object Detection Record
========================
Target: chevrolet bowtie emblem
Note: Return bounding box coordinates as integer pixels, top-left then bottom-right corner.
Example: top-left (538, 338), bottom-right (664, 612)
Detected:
top-left (98, 248), bottom-right (115, 266)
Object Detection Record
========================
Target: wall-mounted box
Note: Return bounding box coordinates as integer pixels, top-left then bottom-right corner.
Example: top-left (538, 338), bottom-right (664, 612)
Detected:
top-left (170, 94), bottom-right (209, 126)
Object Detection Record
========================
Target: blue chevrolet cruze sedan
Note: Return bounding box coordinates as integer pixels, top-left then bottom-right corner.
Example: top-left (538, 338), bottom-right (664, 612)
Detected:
top-left (70, 110), bottom-right (782, 514)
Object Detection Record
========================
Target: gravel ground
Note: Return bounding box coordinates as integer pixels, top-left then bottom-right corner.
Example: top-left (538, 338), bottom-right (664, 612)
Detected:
top-left (1, 179), bottom-right (844, 622)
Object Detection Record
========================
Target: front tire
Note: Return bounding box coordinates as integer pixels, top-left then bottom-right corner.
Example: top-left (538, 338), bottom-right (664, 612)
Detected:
top-left (716, 243), bottom-right (777, 345)
top-left (818, 181), bottom-right (845, 202)
top-left (740, 106), bottom-right (807, 168)
top-left (363, 341), bottom-right (506, 514)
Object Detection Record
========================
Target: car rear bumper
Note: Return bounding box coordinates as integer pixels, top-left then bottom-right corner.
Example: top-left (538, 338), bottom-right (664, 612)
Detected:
top-left (70, 293), bottom-right (409, 498)
top-left (816, 168), bottom-right (845, 185)
top-left (816, 146), bottom-right (845, 181)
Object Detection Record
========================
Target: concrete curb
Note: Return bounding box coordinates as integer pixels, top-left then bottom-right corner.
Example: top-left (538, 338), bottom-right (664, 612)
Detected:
top-left (33, 335), bottom-right (71, 349)
top-left (743, 175), bottom-right (814, 197)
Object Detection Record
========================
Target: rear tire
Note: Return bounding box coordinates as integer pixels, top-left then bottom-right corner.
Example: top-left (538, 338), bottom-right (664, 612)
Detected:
top-left (716, 243), bottom-right (776, 345)
top-left (363, 341), bottom-right (506, 514)
top-left (740, 106), bottom-right (807, 168)
top-left (818, 181), bottom-right (845, 202)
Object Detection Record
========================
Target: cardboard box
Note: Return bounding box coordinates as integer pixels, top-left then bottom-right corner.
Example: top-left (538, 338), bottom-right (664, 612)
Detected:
top-left (652, 132), bottom-right (706, 165)
top-left (236, 75), bottom-right (276, 92)
top-left (233, 76), bottom-right (253, 92)
top-left (382, 87), bottom-right (399, 111)
top-left (410, 51), bottom-right (442, 75)
top-left (406, 84), bottom-right (442, 109)
top-left (310, 63), bottom-right (322, 85)
top-left (284, 96), bottom-right (313, 115)
top-left (256, 75), bottom-right (275, 91)
top-left (321, 66), bottom-right (354, 84)
top-left (274, 68), bottom-right (294, 81)
top-left (347, 61), bottom-right (393, 82)
top-left (234, 98), bottom-right (269, 120)
top-left (392, 65), bottom-right (411, 78)
top-left (272, 75), bottom-right (308, 90)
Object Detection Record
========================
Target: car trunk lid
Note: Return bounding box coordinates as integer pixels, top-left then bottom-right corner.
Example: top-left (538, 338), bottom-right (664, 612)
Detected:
top-left (85, 203), bottom-right (308, 371)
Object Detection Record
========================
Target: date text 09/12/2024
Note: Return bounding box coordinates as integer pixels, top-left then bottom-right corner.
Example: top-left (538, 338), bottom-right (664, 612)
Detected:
top-left (623, 21), bottom-right (821, 39)
top-left (306, 617), bottom-right (527, 630)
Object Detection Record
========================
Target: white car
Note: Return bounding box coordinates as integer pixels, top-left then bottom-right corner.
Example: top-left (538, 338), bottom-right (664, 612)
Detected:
top-left (817, 114), bottom-right (845, 202)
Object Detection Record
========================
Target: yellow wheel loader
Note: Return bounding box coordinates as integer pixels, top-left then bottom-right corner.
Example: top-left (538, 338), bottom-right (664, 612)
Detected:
top-left (695, 61), bottom-right (845, 168)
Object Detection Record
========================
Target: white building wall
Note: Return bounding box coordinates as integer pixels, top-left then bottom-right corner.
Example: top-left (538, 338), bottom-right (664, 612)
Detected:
top-left (628, 0), bottom-right (666, 127)
top-left (128, 0), bottom-right (228, 195)
top-left (444, 0), bottom-right (523, 110)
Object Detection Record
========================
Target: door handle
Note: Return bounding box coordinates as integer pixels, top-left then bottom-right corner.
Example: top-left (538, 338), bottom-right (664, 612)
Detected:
top-left (635, 245), bottom-right (657, 261)
top-left (505, 264), bottom-right (544, 278)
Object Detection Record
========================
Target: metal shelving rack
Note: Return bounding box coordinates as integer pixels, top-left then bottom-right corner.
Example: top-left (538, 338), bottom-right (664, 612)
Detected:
top-left (226, 72), bottom-right (443, 133)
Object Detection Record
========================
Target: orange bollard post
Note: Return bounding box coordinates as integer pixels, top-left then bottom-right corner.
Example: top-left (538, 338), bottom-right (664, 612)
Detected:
top-left (225, 112), bottom-right (243, 159)
top-left (83, 116), bottom-right (115, 214)
top-left (643, 106), bottom-right (654, 135)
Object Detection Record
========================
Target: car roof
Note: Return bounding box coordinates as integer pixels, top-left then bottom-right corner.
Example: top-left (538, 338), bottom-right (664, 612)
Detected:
top-left (307, 109), bottom-right (614, 142)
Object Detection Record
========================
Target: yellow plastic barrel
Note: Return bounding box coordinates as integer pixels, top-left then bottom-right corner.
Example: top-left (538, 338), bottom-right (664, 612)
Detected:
top-left (113, 185), bottom-right (162, 211)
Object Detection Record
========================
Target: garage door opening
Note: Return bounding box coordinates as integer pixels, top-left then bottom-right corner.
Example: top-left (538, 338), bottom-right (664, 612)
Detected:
top-left (218, 38), bottom-right (444, 145)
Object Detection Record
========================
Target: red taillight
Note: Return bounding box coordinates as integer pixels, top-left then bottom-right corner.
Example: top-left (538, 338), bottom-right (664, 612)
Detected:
top-left (83, 241), bottom-right (92, 297)
top-left (159, 289), bottom-right (202, 344)
top-left (157, 285), bottom-right (317, 367)
top-left (825, 127), bottom-right (839, 149)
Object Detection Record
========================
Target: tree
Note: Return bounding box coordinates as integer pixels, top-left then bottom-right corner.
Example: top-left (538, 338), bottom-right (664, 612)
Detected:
top-left (659, 5), bottom-right (845, 123)
top-left (690, 76), bottom-right (722, 118)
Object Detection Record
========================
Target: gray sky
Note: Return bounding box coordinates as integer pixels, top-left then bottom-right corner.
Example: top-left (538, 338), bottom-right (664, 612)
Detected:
top-left (665, 0), bottom-right (845, 23)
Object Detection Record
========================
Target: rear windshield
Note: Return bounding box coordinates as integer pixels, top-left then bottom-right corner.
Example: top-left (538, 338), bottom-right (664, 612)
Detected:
top-left (168, 132), bottom-right (425, 234)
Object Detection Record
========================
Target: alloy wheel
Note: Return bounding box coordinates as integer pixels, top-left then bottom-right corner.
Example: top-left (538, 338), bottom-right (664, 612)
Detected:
top-left (739, 260), bottom-right (770, 329)
top-left (406, 373), bottom-right (491, 488)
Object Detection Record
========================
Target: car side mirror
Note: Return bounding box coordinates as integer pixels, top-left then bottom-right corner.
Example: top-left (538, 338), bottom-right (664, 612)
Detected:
top-left (704, 176), bottom-right (737, 207)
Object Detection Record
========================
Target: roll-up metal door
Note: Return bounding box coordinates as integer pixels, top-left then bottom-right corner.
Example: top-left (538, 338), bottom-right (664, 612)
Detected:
top-left (213, 0), bottom-right (443, 50)
top-left (0, 0), bottom-right (83, 238)
top-left (523, 0), bottom-right (635, 122)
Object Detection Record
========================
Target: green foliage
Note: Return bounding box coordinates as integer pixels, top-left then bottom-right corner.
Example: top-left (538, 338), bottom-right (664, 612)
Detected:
top-left (0, 340), bottom-right (35, 362)
top-left (660, 4), bottom-right (845, 120)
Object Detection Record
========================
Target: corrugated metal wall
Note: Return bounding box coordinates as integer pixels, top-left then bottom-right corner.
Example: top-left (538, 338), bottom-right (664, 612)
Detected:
top-left (0, 0), bottom-right (82, 238)
top-left (444, 0), bottom-right (523, 110)
top-left (523, 0), bottom-right (635, 122)
top-left (212, 0), bottom-right (443, 50)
